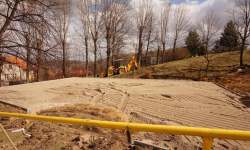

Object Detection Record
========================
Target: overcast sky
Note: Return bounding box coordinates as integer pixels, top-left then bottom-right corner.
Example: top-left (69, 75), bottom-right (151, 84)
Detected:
top-left (131, 0), bottom-right (235, 23)
top-left (185, 0), bottom-right (235, 23)
top-left (69, 0), bottom-right (237, 59)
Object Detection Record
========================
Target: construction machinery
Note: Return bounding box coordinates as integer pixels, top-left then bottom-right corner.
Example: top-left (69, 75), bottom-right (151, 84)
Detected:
top-left (102, 56), bottom-right (139, 77)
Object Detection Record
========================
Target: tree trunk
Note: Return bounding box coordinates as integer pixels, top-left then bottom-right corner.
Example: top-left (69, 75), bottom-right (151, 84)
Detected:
top-left (85, 37), bottom-right (88, 78)
top-left (145, 41), bottom-right (149, 66)
top-left (62, 39), bottom-right (66, 78)
top-left (162, 42), bottom-right (166, 63)
top-left (205, 59), bottom-right (210, 77)
top-left (100, 52), bottom-right (103, 74)
top-left (172, 38), bottom-right (177, 61)
top-left (204, 41), bottom-right (209, 77)
top-left (240, 39), bottom-right (245, 66)
top-left (157, 46), bottom-right (160, 65)
top-left (106, 27), bottom-right (111, 69)
top-left (145, 28), bottom-right (152, 66)
top-left (37, 39), bottom-right (42, 82)
top-left (111, 32), bottom-right (116, 66)
top-left (25, 34), bottom-right (31, 83)
top-left (137, 26), bottom-right (143, 68)
top-left (111, 53), bottom-right (114, 66)
top-left (94, 39), bottom-right (98, 77)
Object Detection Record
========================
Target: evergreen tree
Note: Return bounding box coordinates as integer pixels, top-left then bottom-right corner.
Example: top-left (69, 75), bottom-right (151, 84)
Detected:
top-left (214, 20), bottom-right (240, 53)
top-left (185, 29), bottom-right (202, 57)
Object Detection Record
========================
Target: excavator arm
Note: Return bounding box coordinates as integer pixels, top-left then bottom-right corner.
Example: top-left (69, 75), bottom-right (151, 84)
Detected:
top-left (126, 56), bottom-right (138, 72)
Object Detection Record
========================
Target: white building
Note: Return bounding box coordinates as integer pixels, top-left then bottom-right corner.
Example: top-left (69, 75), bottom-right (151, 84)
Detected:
top-left (0, 57), bottom-right (27, 86)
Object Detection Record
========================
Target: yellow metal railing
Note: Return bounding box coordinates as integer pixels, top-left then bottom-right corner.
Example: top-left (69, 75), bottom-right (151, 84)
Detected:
top-left (1, 112), bottom-right (250, 150)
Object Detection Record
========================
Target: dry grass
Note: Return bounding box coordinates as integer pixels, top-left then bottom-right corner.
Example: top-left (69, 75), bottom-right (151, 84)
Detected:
top-left (0, 131), bottom-right (25, 147)
top-left (113, 50), bottom-right (250, 80)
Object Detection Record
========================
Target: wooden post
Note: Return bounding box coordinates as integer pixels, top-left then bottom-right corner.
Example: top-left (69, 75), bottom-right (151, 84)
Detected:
top-left (0, 124), bottom-right (18, 150)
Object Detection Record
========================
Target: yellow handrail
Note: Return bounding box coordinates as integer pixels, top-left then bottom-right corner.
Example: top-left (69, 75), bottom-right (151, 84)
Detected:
top-left (1, 112), bottom-right (250, 150)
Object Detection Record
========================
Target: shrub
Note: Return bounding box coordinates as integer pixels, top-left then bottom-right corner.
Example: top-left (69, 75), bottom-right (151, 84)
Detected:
top-left (145, 72), bottom-right (152, 79)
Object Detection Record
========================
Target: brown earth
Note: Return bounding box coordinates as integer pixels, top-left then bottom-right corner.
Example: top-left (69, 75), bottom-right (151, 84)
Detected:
top-left (0, 78), bottom-right (250, 149)
top-left (0, 104), bottom-right (195, 150)
top-left (214, 65), bottom-right (250, 95)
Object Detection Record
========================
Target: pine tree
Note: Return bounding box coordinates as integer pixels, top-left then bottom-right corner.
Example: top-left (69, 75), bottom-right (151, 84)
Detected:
top-left (185, 29), bottom-right (202, 57)
top-left (214, 20), bottom-right (240, 53)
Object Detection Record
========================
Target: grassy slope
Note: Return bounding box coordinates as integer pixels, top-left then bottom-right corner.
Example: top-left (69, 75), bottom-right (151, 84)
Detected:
top-left (113, 50), bottom-right (250, 80)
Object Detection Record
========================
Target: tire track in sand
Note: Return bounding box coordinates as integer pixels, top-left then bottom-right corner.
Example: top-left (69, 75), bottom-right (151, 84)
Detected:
top-left (118, 91), bottom-right (129, 111)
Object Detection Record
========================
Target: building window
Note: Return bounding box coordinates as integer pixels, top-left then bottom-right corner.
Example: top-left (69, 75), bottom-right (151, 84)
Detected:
top-left (9, 65), bottom-right (12, 69)
top-left (13, 74), bottom-right (17, 79)
top-left (5, 74), bottom-right (8, 81)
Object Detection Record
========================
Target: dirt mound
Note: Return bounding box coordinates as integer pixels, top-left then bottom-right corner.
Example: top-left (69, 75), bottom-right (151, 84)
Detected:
top-left (215, 64), bottom-right (250, 95)
top-left (0, 104), bottom-right (164, 150)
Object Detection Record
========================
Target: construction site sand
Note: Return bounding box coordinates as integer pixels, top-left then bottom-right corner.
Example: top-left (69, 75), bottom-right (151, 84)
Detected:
top-left (0, 77), bottom-right (250, 149)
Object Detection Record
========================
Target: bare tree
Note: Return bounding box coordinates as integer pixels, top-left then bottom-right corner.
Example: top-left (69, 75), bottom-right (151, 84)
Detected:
top-left (133, 0), bottom-right (154, 67)
top-left (19, 10), bottom-right (31, 82)
top-left (171, 2), bottom-right (189, 61)
top-left (0, 0), bottom-right (56, 52)
top-left (77, 0), bottom-right (103, 77)
top-left (54, 0), bottom-right (72, 78)
top-left (0, 0), bottom-right (60, 83)
top-left (157, 46), bottom-right (161, 65)
top-left (101, 0), bottom-right (129, 70)
top-left (110, 2), bottom-right (130, 65)
top-left (0, 0), bottom-right (21, 39)
top-left (230, 0), bottom-right (250, 66)
top-left (160, 0), bottom-right (171, 63)
top-left (78, 0), bottom-right (91, 77)
top-left (144, 8), bottom-right (157, 66)
top-left (197, 10), bottom-right (220, 77)
top-left (14, 1), bottom-right (54, 82)
top-left (89, 0), bottom-right (103, 77)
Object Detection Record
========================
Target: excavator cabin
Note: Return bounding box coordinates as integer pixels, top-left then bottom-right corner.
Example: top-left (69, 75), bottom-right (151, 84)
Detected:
top-left (107, 59), bottom-right (126, 76)
top-left (114, 59), bottom-right (123, 69)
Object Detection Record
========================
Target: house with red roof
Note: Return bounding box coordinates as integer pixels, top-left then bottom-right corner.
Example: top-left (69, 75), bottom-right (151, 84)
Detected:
top-left (0, 57), bottom-right (34, 86)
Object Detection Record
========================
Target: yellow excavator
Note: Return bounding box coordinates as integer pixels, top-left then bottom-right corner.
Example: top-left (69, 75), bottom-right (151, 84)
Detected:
top-left (102, 56), bottom-right (139, 77)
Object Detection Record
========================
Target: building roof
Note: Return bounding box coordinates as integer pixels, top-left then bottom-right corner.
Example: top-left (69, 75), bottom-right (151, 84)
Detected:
top-left (5, 57), bottom-right (27, 70)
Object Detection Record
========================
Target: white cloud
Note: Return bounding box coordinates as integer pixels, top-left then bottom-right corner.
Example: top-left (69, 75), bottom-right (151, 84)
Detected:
top-left (190, 1), bottom-right (199, 5)
top-left (130, 0), bottom-right (234, 26)
top-left (187, 0), bottom-right (235, 24)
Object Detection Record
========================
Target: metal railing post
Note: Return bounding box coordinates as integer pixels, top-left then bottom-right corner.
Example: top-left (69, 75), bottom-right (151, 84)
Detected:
top-left (202, 137), bottom-right (213, 150)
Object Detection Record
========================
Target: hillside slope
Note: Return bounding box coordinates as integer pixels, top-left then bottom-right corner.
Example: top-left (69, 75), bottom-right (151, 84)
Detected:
top-left (113, 50), bottom-right (250, 94)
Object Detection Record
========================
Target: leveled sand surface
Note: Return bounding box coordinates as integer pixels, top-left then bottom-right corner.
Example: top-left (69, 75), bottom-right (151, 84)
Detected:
top-left (0, 78), bottom-right (250, 149)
